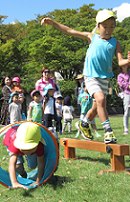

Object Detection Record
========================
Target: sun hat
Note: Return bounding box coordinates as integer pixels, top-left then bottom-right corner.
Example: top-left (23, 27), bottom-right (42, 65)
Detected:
top-left (43, 84), bottom-right (54, 96)
top-left (92, 9), bottom-right (117, 34)
top-left (12, 77), bottom-right (20, 82)
top-left (96, 9), bottom-right (117, 24)
top-left (75, 74), bottom-right (83, 80)
top-left (14, 122), bottom-right (46, 150)
top-left (9, 92), bottom-right (19, 103)
top-left (55, 94), bottom-right (63, 99)
top-left (19, 93), bottom-right (24, 98)
top-left (30, 90), bottom-right (41, 98)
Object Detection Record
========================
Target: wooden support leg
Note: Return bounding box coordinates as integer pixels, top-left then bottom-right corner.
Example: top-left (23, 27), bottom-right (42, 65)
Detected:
top-left (64, 140), bottom-right (75, 158)
top-left (99, 152), bottom-right (125, 175)
top-left (110, 152), bottom-right (125, 171)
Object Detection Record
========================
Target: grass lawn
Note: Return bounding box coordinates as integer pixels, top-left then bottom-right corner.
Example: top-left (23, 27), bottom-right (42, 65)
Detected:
top-left (0, 117), bottom-right (130, 202)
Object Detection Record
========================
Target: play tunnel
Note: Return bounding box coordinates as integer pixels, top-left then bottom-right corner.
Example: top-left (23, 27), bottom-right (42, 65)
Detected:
top-left (0, 121), bottom-right (59, 189)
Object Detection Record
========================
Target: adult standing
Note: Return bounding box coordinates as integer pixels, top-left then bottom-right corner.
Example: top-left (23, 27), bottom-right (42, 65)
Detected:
top-left (0, 76), bottom-right (12, 125)
top-left (75, 74), bottom-right (84, 115)
top-left (117, 65), bottom-right (130, 134)
top-left (35, 66), bottom-right (55, 98)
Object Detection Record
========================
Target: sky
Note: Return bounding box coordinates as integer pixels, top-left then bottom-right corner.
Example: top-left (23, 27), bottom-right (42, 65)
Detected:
top-left (1, 0), bottom-right (130, 24)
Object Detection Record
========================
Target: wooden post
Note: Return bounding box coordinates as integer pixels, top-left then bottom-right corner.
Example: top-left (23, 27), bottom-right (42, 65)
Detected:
top-left (110, 152), bottom-right (125, 171)
top-left (64, 140), bottom-right (75, 158)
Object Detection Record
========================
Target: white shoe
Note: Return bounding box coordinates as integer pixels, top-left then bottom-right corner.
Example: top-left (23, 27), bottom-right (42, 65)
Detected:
top-left (104, 131), bottom-right (117, 144)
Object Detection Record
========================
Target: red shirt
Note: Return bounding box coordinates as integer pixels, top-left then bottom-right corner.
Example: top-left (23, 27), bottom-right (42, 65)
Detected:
top-left (3, 126), bottom-right (44, 157)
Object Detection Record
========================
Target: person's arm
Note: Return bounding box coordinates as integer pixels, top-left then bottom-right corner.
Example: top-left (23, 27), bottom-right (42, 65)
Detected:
top-left (30, 155), bottom-right (44, 186)
top-left (9, 153), bottom-right (28, 190)
top-left (56, 108), bottom-right (63, 116)
top-left (116, 41), bottom-right (130, 67)
top-left (42, 104), bottom-right (44, 121)
top-left (72, 111), bottom-right (74, 119)
top-left (28, 106), bottom-right (33, 121)
top-left (2, 86), bottom-right (11, 100)
top-left (41, 18), bottom-right (93, 44)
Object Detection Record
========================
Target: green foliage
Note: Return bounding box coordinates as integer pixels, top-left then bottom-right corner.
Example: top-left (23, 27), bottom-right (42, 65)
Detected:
top-left (58, 79), bottom-right (77, 106)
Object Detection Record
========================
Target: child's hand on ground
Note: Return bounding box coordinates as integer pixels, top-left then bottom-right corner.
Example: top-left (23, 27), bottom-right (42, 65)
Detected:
top-left (12, 182), bottom-right (28, 190)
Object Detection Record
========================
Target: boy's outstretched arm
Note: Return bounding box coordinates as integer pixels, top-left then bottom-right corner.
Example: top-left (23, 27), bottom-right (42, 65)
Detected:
top-left (41, 17), bottom-right (93, 44)
top-left (9, 153), bottom-right (28, 190)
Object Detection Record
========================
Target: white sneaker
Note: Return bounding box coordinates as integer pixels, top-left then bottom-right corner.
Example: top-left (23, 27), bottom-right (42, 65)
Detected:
top-left (124, 131), bottom-right (128, 135)
top-left (104, 131), bottom-right (117, 144)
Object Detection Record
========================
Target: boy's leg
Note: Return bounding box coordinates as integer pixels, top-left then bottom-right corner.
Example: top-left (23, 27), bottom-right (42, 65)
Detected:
top-left (123, 93), bottom-right (130, 133)
top-left (78, 103), bottom-right (97, 140)
top-left (26, 153), bottom-right (37, 169)
top-left (62, 119), bottom-right (67, 132)
top-left (81, 77), bottom-right (116, 143)
top-left (15, 154), bottom-right (27, 178)
top-left (68, 119), bottom-right (72, 132)
top-left (56, 116), bottom-right (60, 132)
top-left (91, 119), bottom-right (101, 137)
top-left (45, 114), bottom-right (53, 128)
top-left (94, 91), bottom-right (116, 143)
top-left (25, 154), bottom-right (39, 181)
top-left (59, 117), bottom-right (62, 134)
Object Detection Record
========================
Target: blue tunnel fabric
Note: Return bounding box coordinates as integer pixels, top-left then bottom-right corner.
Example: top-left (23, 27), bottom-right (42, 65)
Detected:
top-left (0, 122), bottom-right (58, 189)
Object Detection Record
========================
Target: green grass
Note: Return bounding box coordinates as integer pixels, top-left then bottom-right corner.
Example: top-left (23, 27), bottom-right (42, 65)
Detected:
top-left (0, 117), bottom-right (130, 202)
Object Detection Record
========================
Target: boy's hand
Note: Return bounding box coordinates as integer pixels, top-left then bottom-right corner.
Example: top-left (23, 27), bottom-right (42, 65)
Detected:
top-left (41, 18), bottom-right (53, 26)
top-left (12, 182), bottom-right (28, 190)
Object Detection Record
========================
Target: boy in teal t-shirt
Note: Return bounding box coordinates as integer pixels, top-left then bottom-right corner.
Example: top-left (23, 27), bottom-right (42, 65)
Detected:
top-left (76, 82), bottom-right (101, 139)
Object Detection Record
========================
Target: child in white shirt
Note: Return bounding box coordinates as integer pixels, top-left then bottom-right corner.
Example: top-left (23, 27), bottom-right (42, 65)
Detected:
top-left (62, 96), bottom-right (74, 133)
top-left (9, 92), bottom-right (21, 124)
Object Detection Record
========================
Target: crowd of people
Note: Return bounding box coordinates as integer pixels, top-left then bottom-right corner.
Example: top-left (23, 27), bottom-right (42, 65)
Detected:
top-left (0, 67), bottom-right (76, 135)
top-left (0, 9), bottom-right (130, 190)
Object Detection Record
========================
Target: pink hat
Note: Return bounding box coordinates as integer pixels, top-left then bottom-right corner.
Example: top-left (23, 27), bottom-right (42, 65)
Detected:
top-left (30, 90), bottom-right (41, 98)
top-left (12, 77), bottom-right (20, 82)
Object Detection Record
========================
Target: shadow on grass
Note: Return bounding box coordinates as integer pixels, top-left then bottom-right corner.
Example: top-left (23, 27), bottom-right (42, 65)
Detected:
top-left (46, 175), bottom-right (75, 190)
top-left (21, 176), bottom-right (75, 195)
top-left (73, 156), bottom-right (110, 166)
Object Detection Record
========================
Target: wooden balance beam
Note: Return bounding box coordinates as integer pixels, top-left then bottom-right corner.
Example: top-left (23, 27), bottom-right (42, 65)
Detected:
top-left (60, 138), bottom-right (130, 174)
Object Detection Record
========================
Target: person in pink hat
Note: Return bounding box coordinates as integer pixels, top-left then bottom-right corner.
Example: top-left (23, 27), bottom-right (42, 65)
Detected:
top-left (12, 77), bottom-right (24, 94)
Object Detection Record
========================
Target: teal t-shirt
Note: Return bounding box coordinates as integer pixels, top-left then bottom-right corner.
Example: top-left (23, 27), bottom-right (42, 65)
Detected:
top-left (78, 93), bottom-right (93, 114)
top-left (83, 34), bottom-right (117, 78)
